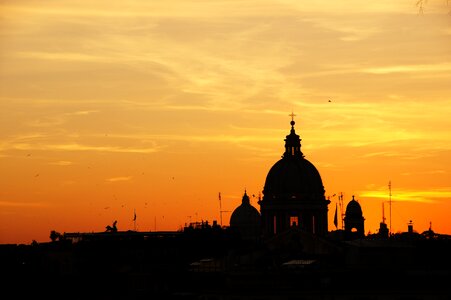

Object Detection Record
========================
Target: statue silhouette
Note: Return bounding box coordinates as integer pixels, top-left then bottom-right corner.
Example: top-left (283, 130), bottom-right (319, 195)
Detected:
top-left (105, 220), bottom-right (118, 232)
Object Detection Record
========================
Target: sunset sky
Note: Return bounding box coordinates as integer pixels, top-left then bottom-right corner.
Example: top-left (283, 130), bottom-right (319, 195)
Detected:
top-left (1, 0), bottom-right (450, 244)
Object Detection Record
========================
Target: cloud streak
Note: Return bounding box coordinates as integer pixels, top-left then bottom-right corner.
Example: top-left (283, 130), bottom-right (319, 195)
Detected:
top-left (0, 200), bottom-right (47, 207)
top-left (49, 160), bottom-right (74, 166)
top-left (106, 176), bottom-right (132, 182)
top-left (0, 142), bottom-right (162, 154)
top-left (360, 188), bottom-right (451, 204)
top-left (363, 63), bottom-right (451, 74)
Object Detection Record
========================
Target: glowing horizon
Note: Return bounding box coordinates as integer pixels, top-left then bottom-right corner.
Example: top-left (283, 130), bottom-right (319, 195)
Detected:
top-left (1, 0), bottom-right (450, 244)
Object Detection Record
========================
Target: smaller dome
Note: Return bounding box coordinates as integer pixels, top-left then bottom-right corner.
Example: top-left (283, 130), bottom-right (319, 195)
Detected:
top-left (230, 191), bottom-right (260, 226)
top-left (230, 191), bottom-right (261, 240)
top-left (345, 196), bottom-right (363, 218)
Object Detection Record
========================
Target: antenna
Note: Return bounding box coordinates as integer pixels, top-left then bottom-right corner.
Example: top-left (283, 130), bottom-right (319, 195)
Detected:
top-left (219, 192), bottom-right (223, 227)
top-left (339, 192), bottom-right (345, 229)
top-left (382, 202), bottom-right (386, 224)
top-left (389, 180), bottom-right (392, 236)
top-left (218, 192), bottom-right (231, 227)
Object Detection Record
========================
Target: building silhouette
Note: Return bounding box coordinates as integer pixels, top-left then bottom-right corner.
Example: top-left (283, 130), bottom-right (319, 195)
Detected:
top-left (259, 119), bottom-right (330, 237)
top-left (229, 190), bottom-right (261, 241)
top-left (344, 195), bottom-right (365, 239)
top-left (2, 116), bottom-right (451, 298)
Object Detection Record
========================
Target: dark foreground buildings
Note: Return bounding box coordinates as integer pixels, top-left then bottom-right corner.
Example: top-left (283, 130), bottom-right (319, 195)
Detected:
top-left (1, 120), bottom-right (450, 299)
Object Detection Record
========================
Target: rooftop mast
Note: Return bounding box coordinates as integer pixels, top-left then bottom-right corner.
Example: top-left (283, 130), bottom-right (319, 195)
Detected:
top-left (219, 192), bottom-right (223, 227)
top-left (389, 180), bottom-right (392, 236)
top-left (339, 192), bottom-right (344, 229)
top-left (218, 192), bottom-right (230, 227)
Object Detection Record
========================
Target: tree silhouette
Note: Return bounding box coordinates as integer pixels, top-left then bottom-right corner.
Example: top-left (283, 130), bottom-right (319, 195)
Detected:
top-left (50, 230), bottom-right (62, 242)
top-left (416, 0), bottom-right (450, 14)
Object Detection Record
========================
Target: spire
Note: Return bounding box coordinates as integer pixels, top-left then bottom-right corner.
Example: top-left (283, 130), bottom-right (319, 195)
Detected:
top-left (283, 113), bottom-right (303, 158)
top-left (242, 190), bottom-right (250, 205)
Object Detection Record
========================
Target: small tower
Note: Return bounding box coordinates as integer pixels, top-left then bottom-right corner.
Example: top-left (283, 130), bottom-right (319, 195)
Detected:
top-left (344, 196), bottom-right (365, 239)
top-left (408, 220), bottom-right (414, 234)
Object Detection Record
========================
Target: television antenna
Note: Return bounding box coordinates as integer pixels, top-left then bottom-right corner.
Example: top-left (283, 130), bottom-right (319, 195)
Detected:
top-left (338, 192), bottom-right (345, 229)
top-left (389, 181), bottom-right (392, 236)
top-left (218, 192), bottom-right (231, 227)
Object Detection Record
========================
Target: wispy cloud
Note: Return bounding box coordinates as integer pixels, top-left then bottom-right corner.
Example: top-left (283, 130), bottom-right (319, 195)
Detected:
top-left (360, 150), bottom-right (434, 160)
top-left (49, 160), bottom-right (74, 166)
top-left (363, 63), bottom-right (451, 74)
top-left (360, 188), bottom-right (451, 204)
top-left (65, 110), bottom-right (99, 116)
top-left (34, 143), bottom-right (161, 154)
top-left (401, 170), bottom-right (446, 176)
top-left (0, 200), bottom-right (46, 207)
top-left (15, 51), bottom-right (113, 63)
top-left (0, 142), bottom-right (162, 154)
top-left (1, 1), bottom-right (297, 19)
top-left (106, 176), bottom-right (132, 182)
top-left (24, 110), bottom-right (99, 128)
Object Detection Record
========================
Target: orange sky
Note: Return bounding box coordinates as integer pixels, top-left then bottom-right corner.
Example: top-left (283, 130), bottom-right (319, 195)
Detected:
top-left (1, 1), bottom-right (450, 244)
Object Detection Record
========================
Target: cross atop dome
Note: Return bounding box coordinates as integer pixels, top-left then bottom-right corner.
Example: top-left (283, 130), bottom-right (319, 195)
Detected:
top-left (289, 111), bottom-right (296, 127)
top-left (284, 112), bottom-right (303, 158)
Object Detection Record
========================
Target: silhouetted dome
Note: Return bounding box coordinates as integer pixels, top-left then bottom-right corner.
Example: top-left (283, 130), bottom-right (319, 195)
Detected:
top-left (230, 191), bottom-right (261, 228)
top-left (264, 158), bottom-right (324, 199)
top-left (259, 118), bottom-right (330, 237)
top-left (263, 119), bottom-right (325, 200)
top-left (345, 197), bottom-right (363, 218)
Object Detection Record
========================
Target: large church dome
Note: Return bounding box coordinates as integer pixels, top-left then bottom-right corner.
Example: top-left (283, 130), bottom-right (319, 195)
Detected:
top-left (259, 117), bottom-right (330, 237)
top-left (264, 157), bottom-right (324, 199)
top-left (263, 120), bottom-right (325, 200)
